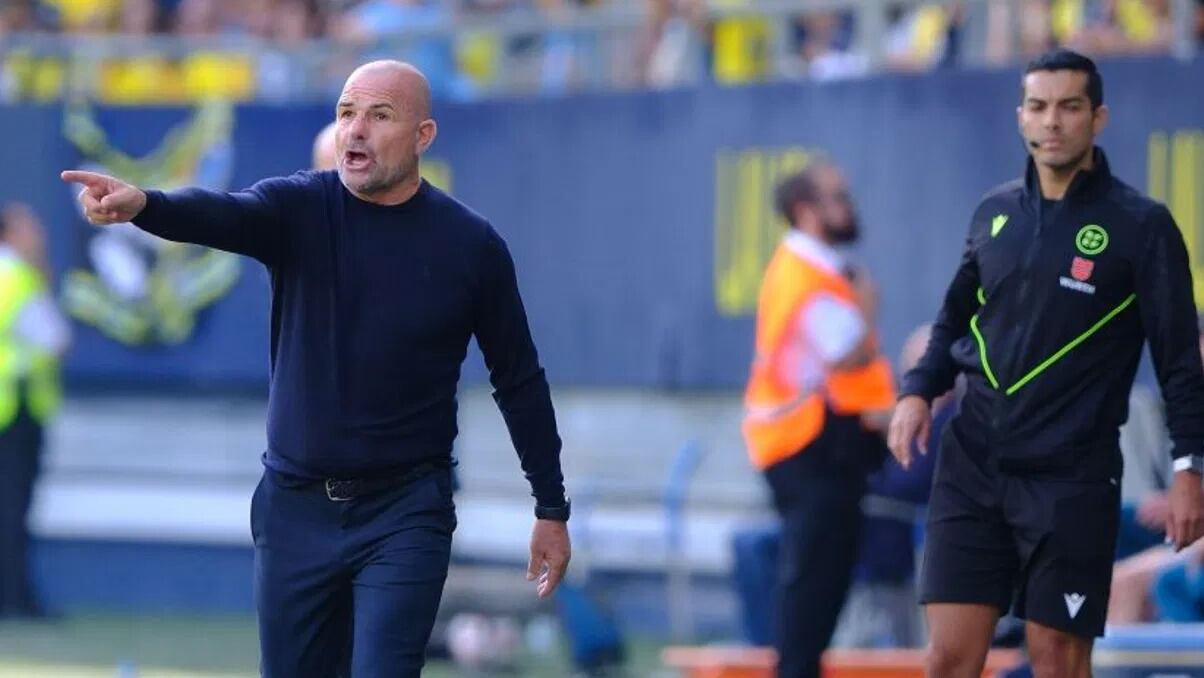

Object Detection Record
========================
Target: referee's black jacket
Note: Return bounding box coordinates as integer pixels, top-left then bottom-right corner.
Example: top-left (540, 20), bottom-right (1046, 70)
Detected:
top-left (902, 147), bottom-right (1204, 480)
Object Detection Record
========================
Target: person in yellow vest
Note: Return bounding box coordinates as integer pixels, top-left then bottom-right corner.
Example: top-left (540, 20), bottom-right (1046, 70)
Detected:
top-left (743, 163), bottom-right (896, 678)
top-left (0, 203), bottom-right (69, 619)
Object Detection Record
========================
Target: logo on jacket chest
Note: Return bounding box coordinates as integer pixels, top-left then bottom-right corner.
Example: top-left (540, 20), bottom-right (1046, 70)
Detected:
top-left (1070, 256), bottom-right (1094, 282)
top-left (1060, 255), bottom-right (1097, 294)
top-left (1075, 224), bottom-right (1108, 255)
top-left (1059, 225), bottom-right (1108, 295)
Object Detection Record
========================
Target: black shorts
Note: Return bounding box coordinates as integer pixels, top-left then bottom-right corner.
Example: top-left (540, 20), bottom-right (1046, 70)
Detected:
top-left (919, 425), bottom-right (1121, 638)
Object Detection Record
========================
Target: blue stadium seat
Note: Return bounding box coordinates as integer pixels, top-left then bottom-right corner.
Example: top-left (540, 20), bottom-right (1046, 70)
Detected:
top-left (1094, 623), bottom-right (1204, 677)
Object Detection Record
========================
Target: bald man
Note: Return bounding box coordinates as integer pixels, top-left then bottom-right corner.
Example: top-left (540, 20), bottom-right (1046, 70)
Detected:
top-left (62, 61), bottom-right (571, 678)
top-left (312, 120), bottom-right (337, 171)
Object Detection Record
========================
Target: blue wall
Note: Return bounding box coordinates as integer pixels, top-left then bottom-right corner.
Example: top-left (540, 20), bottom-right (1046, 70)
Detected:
top-left (6, 56), bottom-right (1202, 392)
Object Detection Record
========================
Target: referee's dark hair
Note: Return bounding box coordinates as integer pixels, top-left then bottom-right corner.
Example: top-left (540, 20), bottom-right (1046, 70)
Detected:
top-left (1024, 48), bottom-right (1104, 109)
top-left (774, 166), bottom-right (822, 228)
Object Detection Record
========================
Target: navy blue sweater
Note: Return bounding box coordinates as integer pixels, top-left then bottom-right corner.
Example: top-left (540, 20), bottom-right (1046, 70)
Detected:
top-left (132, 170), bottom-right (566, 506)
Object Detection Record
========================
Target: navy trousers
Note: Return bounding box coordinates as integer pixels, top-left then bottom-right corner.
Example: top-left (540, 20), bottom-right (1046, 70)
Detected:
top-left (252, 466), bottom-right (457, 678)
top-left (763, 411), bottom-right (885, 678)
top-left (0, 406), bottom-right (44, 617)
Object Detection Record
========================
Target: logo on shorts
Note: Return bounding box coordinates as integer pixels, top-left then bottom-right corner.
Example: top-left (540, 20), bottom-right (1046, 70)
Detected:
top-left (1063, 593), bottom-right (1086, 619)
top-left (1070, 256), bottom-right (1094, 282)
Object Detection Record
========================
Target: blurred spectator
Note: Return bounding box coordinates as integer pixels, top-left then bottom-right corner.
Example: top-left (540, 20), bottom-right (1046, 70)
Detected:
top-left (255, 0), bottom-right (328, 101)
top-left (511, 0), bottom-right (613, 95)
top-left (710, 0), bottom-right (774, 84)
top-left (239, 0), bottom-right (282, 39)
top-left (833, 323), bottom-right (956, 649)
top-left (1, 0), bottom-right (41, 33)
top-left (96, 0), bottom-right (170, 102)
top-left (986, 0), bottom-right (1057, 65)
top-left (1058, 0), bottom-right (1174, 56)
top-left (0, 1), bottom-right (63, 101)
top-left (531, 0), bottom-right (590, 95)
top-left (174, 0), bottom-right (220, 35)
top-left (452, 0), bottom-right (512, 90)
top-left (882, 2), bottom-right (964, 72)
top-left (1196, 0), bottom-right (1204, 45)
top-left (1113, 376), bottom-right (1174, 561)
top-left (173, 0), bottom-right (256, 101)
top-left (119, 0), bottom-right (162, 34)
top-left (335, 0), bottom-right (446, 40)
top-left (0, 0), bottom-right (1194, 102)
top-left (332, 0), bottom-right (472, 99)
top-left (742, 162), bottom-right (895, 678)
top-left (274, 0), bottom-right (325, 41)
top-left (790, 10), bottom-right (866, 82)
top-left (1118, 385), bottom-right (1172, 509)
top-left (221, 0), bottom-right (325, 41)
top-left (38, 0), bottom-right (120, 32)
top-left (1108, 331), bottom-right (1204, 624)
top-left (636, 0), bottom-right (707, 88)
top-left (313, 120), bottom-right (337, 170)
top-left (96, 0), bottom-right (255, 104)
top-left (1151, 542), bottom-right (1204, 622)
top-left (0, 203), bottom-right (71, 620)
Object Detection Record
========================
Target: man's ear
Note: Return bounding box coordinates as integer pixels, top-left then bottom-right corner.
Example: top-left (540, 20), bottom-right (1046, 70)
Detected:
top-left (1092, 104), bottom-right (1109, 138)
top-left (417, 119), bottom-right (438, 155)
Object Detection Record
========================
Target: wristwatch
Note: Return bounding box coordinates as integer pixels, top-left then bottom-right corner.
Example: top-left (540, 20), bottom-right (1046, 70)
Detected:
top-left (535, 498), bottom-right (571, 522)
top-left (1173, 455), bottom-right (1204, 474)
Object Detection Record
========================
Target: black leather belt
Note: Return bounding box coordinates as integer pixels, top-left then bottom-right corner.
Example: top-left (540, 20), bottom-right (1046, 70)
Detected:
top-left (308, 460), bottom-right (446, 502)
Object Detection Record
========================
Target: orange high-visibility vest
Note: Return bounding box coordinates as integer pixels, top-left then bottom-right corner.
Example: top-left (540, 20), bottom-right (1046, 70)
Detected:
top-left (742, 241), bottom-right (895, 470)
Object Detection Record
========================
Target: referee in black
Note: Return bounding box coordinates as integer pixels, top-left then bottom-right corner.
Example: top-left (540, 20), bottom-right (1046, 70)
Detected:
top-left (890, 50), bottom-right (1204, 678)
top-left (62, 60), bottom-right (571, 678)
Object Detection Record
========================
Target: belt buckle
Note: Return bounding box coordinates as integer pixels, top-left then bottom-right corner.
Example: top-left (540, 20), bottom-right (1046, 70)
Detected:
top-left (325, 479), bottom-right (354, 502)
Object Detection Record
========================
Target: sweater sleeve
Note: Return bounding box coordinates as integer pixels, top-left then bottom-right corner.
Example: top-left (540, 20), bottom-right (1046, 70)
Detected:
top-left (472, 226), bottom-right (567, 507)
top-left (131, 174), bottom-right (302, 266)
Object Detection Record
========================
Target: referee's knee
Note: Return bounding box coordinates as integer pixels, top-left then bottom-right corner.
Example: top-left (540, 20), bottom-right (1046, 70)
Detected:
top-left (1026, 623), bottom-right (1091, 678)
top-left (924, 641), bottom-right (984, 678)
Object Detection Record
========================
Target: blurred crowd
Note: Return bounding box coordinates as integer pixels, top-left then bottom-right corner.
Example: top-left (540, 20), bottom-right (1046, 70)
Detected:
top-left (0, 0), bottom-right (1202, 104)
top-left (644, 0), bottom-right (1204, 86)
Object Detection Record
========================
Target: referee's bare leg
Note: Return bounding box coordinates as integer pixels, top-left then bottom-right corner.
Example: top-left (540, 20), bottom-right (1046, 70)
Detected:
top-left (1025, 621), bottom-right (1092, 678)
top-left (925, 606), bottom-right (1092, 678)
top-left (924, 603), bottom-right (998, 678)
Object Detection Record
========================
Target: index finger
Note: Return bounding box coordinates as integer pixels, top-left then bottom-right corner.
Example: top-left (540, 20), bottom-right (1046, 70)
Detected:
top-left (60, 170), bottom-right (108, 189)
